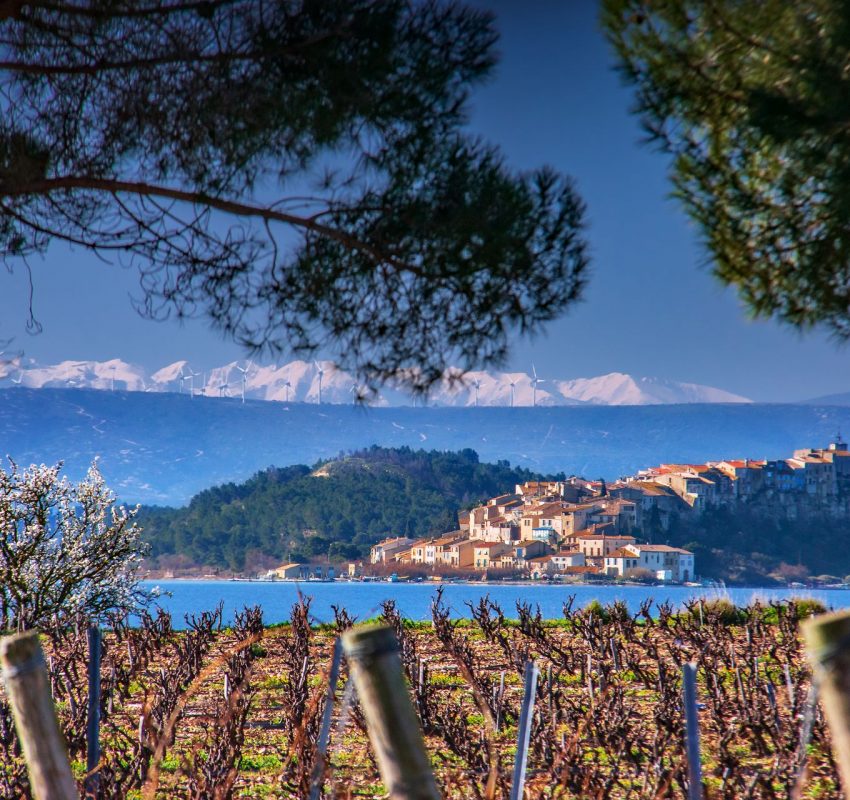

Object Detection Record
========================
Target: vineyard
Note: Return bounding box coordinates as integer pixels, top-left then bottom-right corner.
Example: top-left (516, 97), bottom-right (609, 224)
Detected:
top-left (0, 594), bottom-right (840, 799)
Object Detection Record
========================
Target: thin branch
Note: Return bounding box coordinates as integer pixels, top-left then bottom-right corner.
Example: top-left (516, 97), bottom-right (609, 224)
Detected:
top-left (6, 175), bottom-right (423, 276)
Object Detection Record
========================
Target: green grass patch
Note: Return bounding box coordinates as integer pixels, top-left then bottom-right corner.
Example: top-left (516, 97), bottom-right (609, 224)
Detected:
top-left (430, 672), bottom-right (464, 688)
top-left (239, 754), bottom-right (282, 772)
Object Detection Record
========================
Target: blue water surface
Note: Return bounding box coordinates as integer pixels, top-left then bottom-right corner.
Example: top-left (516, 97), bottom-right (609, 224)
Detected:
top-left (141, 580), bottom-right (850, 629)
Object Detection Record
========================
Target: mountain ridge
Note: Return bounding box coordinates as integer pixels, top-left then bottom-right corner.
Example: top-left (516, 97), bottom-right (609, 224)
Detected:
top-left (802, 391), bottom-right (850, 406)
top-left (0, 358), bottom-right (751, 407)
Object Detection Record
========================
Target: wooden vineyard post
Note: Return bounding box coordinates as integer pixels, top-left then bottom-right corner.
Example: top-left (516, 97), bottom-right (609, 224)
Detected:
top-left (682, 662), bottom-right (703, 800)
top-left (495, 670), bottom-right (505, 732)
top-left (342, 624), bottom-right (439, 800)
top-left (309, 638), bottom-right (343, 800)
top-left (803, 608), bottom-right (850, 791)
top-left (86, 625), bottom-right (102, 799)
top-left (0, 631), bottom-right (78, 800)
top-left (510, 661), bottom-right (538, 800)
top-left (783, 662), bottom-right (796, 715)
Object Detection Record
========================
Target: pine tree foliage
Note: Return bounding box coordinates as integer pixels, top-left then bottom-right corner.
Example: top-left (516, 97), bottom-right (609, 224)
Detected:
top-left (602, 1), bottom-right (850, 338)
top-left (0, 1), bottom-right (589, 391)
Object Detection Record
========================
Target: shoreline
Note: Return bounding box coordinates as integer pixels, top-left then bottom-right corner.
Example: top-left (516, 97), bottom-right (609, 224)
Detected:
top-left (141, 575), bottom-right (701, 587)
top-left (140, 576), bottom-right (848, 591)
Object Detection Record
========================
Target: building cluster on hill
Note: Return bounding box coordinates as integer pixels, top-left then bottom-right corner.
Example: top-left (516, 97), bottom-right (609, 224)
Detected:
top-left (624, 434), bottom-right (850, 520)
top-left (368, 477), bottom-right (696, 582)
top-left (268, 437), bottom-right (850, 582)
top-left (364, 436), bottom-right (850, 582)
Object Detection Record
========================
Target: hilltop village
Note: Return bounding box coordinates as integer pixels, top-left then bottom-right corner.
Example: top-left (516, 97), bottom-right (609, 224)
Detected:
top-left (364, 478), bottom-right (696, 583)
top-left (267, 436), bottom-right (850, 584)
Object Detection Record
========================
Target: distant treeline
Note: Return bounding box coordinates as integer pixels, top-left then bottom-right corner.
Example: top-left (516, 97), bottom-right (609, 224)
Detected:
top-left (140, 446), bottom-right (558, 572)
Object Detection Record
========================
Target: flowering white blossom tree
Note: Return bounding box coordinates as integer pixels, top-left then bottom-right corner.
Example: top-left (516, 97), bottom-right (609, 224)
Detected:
top-left (0, 459), bottom-right (148, 631)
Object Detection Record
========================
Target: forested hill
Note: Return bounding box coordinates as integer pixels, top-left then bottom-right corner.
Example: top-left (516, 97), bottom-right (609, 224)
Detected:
top-left (140, 447), bottom-right (557, 572)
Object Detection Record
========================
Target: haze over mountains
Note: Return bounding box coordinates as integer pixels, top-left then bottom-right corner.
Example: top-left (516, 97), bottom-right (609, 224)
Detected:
top-left (1, 387), bottom-right (849, 506)
top-left (0, 358), bottom-right (752, 406)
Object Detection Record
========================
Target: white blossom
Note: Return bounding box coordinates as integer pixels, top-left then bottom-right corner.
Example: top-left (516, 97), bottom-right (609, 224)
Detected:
top-left (0, 459), bottom-right (149, 631)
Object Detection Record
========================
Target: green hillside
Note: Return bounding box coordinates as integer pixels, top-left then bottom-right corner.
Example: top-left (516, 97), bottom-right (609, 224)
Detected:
top-left (140, 447), bottom-right (558, 572)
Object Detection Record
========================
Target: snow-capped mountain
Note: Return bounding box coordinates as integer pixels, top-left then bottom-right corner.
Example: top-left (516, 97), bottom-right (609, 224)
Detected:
top-left (0, 358), bottom-right (751, 406)
top-left (0, 358), bottom-right (150, 392)
top-left (551, 373), bottom-right (750, 406)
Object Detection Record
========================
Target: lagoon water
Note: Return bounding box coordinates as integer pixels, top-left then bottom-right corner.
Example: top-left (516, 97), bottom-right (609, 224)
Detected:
top-left (143, 580), bottom-right (850, 628)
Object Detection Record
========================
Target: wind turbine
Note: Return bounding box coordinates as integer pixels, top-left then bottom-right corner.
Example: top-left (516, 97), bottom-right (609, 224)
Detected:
top-left (283, 378), bottom-right (292, 402)
top-left (218, 380), bottom-right (230, 398)
top-left (110, 364), bottom-right (116, 392)
top-left (350, 383), bottom-right (360, 404)
top-left (472, 378), bottom-right (482, 407)
top-left (509, 379), bottom-right (516, 408)
top-left (181, 367), bottom-right (199, 397)
top-left (531, 363), bottom-right (545, 407)
top-left (314, 360), bottom-right (325, 404)
top-left (235, 360), bottom-right (253, 403)
top-left (11, 371), bottom-right (22, 386)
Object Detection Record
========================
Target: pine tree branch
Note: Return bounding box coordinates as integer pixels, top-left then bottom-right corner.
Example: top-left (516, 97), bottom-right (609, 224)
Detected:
top-left (5, 175), bottom-right (422, 276)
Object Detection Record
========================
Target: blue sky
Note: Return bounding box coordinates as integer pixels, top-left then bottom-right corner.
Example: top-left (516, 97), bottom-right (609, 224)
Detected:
top-left (0, 2), bottom-right (847, 402)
